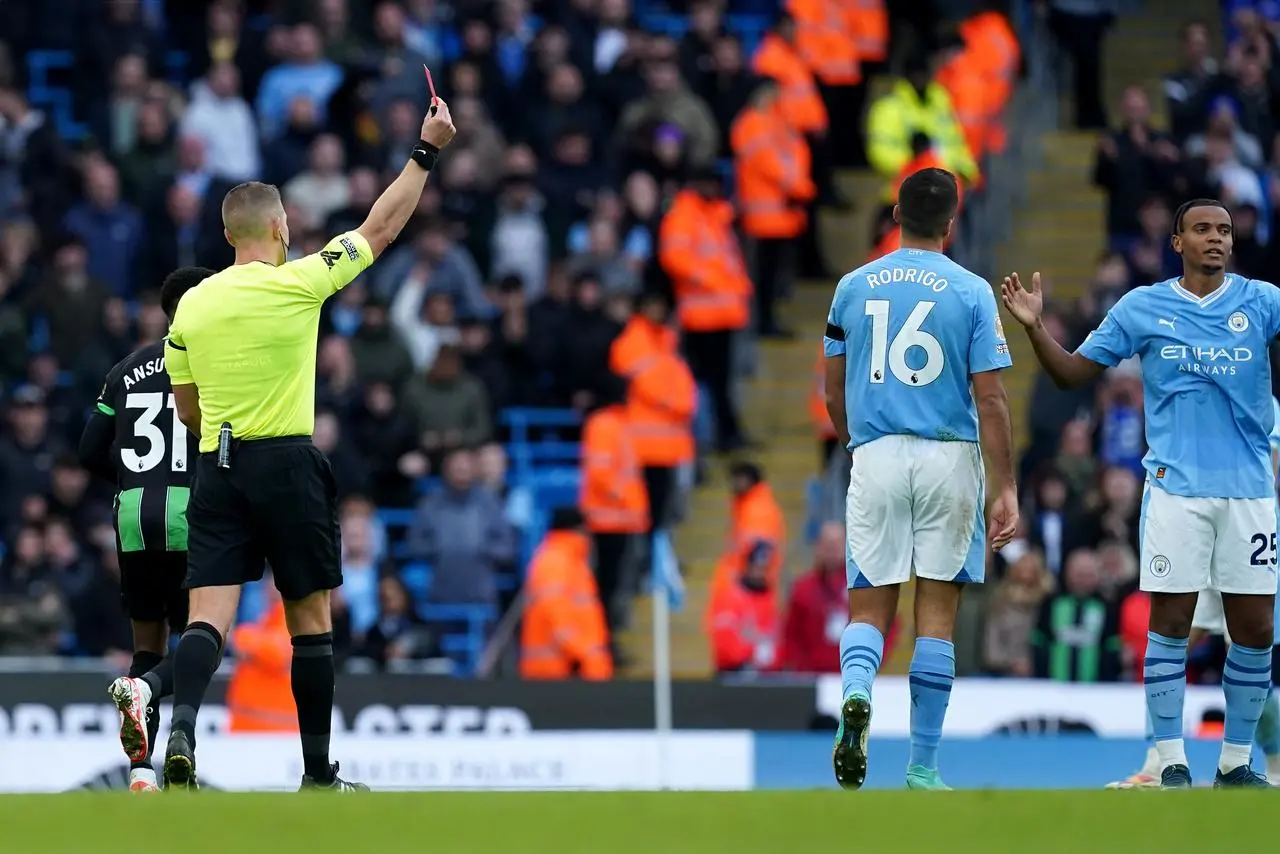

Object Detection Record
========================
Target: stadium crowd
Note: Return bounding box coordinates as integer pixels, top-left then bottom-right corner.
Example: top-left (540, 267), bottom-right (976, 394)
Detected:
top-left (980, 3), bottom-right (1280, 686)
top-left (6, 0), bottom-right (1231, 690)
top-left (0, 0), bottom-right (924, 677)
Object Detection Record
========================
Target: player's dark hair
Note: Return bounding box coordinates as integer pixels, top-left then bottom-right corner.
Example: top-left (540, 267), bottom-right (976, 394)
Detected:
top-left (897, 167), bottom-right (959, 240)
top-left (160, 266), bottom-right (215, 321)
top-left (729, 461), bottom-right (763, 485)
top-left (1172, 198), bottom-right (1231, 233)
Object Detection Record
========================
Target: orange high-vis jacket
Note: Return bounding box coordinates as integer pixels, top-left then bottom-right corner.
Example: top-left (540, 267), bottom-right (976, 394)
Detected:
top-left (786, 0), bottom-right (860, 85)
top-left (732, 100), bottom-right (817, 240)
top-left (846, 0), bottom-right (889, 64)
top-left (709, 580), bottom-right (780, 672)
top-left (227, 600), bottom-right (298, 733)
top-left (708, 482), bottom-right (787, 607)
top-left (580, 403), bottom-right (650, 534)
top-left (934, 54), bottom-right (997, 163)
top-left (659, 190), bottom-right (753, 333)
top-left (609, 316), bottom-right (697, 467)
top-left (520, 529), bottom-right (614, 680)
top-left (751, 33), bottom-right (829, 135)
top-left (956, 11), bottom-right (1021, 155)
top-left (809, 345), bottom-right (837, 440)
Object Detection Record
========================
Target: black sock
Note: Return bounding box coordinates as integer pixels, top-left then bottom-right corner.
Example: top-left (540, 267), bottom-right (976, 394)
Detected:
top-left (291, 632), bottom-right (335, 781)
top-left (170, 622), bottom-right (223, 744)
top-left (128, 652), bottom-right (163, 771)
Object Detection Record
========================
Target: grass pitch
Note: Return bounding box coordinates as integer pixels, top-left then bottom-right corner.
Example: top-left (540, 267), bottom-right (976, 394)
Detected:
top-left (3, 790), bottom-right (1270, 853)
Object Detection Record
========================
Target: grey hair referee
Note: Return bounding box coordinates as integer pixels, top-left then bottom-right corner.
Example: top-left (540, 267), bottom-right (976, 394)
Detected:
top-left (158, 98), bottom-right (456, 791)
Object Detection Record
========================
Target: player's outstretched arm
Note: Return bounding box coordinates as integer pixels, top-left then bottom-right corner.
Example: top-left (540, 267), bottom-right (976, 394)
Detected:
top-left (972, 369), bottom-right (1018, 550)
top-left (356, 98), bottom-right (457, 259)
top-left (1001, 272), bottom-right (1105, 389)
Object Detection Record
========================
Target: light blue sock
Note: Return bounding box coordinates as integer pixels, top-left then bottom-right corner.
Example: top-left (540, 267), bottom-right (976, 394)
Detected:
top-left (1256, 689), bottom-right (1280, 757)
top-left (1144, 632), bottom-right (1188, 744)
top-left (908, 637), bottom-right (955, 772)
top-left (839, 623), bottom-right (883, 701)
top-left (1222, 644), bottom-right (1273, 750)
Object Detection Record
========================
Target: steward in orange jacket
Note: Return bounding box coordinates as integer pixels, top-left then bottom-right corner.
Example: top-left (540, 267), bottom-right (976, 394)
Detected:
top-left (659, 166), bottom-right (750, 450)
top-left (751, 19), bottom-right (828, 136)
top-left (609, 293), bottom-right (697, 472)
top-left (609, 290), bottom-right (696, 533)
top-left (520, 508), bottom-right (614, 680)
top-left (227, 594), bottom-right (297, 733)
top-left (786, 0), bottom-right (860, 86)
top-left (937, 12), bottom-right (1021, 159)
top-left (732, 81), bottom-right (817, 242)
top-left (658, 172), bottom-right (753, 334)
top-left (580, 400), bottom-right (650, 537)
top-left (580, 391), bottom-right (649, 627)
top-left (709, 552), bottom-right (780, 673)
top-left (847, 0), bottom-right (889, 66)
top-left (708, 462), bottom-right (787, 618)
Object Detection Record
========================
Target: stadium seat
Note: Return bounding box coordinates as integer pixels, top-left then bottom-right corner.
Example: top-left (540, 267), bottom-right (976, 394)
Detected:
top-left (400, 561), bottom-right (433, 606)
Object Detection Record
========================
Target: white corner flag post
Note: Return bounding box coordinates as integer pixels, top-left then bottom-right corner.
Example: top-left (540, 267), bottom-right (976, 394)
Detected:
top-left (651, 528), bottom-right (684, 791)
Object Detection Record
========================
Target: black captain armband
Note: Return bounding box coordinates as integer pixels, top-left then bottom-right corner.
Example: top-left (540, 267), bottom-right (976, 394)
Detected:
top-left (410, 139), bottom-right (440, 171)
top-left (825, 322), bottom-right (845, 342)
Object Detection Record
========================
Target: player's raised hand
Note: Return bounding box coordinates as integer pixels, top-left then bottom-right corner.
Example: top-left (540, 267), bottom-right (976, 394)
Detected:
top-left (1000, 271), bottom-right (1043, 329)
top-left (421, 98), bottom-right (456, 149)
top-left (986, 485), bottom-right (1019, 551)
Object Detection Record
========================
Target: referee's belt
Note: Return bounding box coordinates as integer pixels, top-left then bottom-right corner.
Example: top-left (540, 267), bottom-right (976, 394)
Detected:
top-left (199, 434), bottom-right (313, 457)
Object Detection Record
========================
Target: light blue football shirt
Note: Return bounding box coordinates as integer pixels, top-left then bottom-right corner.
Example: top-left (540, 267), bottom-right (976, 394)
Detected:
top-left (1077, 274), bottom-right (1280, 500)
top-left (823, 248), bottom-right (1012, 449)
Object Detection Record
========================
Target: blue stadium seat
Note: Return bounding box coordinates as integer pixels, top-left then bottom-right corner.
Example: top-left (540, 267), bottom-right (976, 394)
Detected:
top-left (400, 561), bottom-right (433, 606)
top-left (25, 51), bottom-right (84, 140)
top-left (502, 408), bottom-right (582, 479)
top-left (421, 602), bottom-right (495, 676)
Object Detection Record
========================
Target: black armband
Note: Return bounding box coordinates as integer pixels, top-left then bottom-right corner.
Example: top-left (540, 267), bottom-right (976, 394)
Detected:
top-left (410, 139), bottom-right (440, 171)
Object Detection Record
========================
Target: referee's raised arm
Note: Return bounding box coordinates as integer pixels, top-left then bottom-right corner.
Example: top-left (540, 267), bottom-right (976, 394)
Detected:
top-left (355, 97), bottom-right (456, 259)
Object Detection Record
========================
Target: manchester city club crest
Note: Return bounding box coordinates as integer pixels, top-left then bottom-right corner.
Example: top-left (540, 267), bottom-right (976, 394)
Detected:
top-left (1149, 555), bottom-right (1171, 577)
top-left (1228, 311), bottom-right (1249, 333)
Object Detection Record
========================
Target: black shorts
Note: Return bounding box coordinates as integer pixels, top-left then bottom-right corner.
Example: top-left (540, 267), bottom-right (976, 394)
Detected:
top-left (119, 550), bottom-right (189, 630)
top-left (185, 436), bottom-right (341, 601)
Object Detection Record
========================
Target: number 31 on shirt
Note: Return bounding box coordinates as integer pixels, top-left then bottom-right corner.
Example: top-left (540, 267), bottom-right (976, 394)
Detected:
top-left (123, 392), bottom-right (188, 473)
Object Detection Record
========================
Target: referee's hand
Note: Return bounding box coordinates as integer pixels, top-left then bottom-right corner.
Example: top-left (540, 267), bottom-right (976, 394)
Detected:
top-left (422, 98), bottom-right (456, 149)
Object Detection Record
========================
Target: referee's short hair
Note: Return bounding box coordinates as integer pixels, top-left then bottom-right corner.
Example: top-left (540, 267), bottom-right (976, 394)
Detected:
top-left (222, 181), bottom-right (284, 242)
top-left (897, 167), bottom-right (959, 241)
top-left (160, 266), bottom-right (215, 321)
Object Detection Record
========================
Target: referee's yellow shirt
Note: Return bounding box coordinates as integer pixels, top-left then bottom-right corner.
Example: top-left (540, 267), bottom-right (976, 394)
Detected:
top-left (165, 231), bottom-right (374, 453)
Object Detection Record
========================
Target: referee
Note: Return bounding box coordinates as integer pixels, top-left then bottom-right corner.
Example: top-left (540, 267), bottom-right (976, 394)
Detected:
top-left (160, 98), bottom-right (456, 791)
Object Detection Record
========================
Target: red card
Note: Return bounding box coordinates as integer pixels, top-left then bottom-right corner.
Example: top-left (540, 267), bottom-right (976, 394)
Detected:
top-left (424, 65), bottom-right (437, 101)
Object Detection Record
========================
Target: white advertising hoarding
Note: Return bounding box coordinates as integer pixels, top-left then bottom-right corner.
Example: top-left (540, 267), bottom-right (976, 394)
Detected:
top-left (0, 732), bottom-right (754, 793)
top-left (816, 675), bottom-right (1226, 737)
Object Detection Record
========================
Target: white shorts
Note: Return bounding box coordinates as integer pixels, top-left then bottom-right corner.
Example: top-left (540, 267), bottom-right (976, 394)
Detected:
top-left (1139, 481), bottom-right (1278, 596)
top-left (1191, 589), bottom-right (1229, 640)
top-left (845, 434), bottom-right (985, 588)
